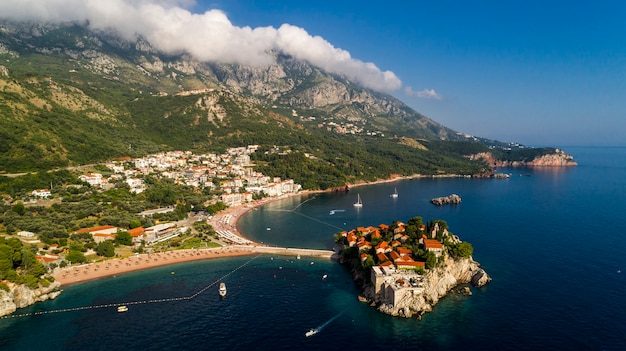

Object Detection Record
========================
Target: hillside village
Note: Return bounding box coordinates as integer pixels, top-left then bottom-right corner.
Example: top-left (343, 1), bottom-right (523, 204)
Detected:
top-left (14, 145), bottom-right (302, 266)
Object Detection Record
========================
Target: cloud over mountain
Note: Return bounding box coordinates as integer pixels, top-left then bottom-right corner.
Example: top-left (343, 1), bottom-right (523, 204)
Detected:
top-left (0, 0), bottom-right (404, 92)
top-left (404, 87), bottom-right (443, 100)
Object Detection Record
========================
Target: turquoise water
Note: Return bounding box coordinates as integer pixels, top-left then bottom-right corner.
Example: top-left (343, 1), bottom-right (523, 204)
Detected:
top-left (2, 146), bottom-right (626, 350)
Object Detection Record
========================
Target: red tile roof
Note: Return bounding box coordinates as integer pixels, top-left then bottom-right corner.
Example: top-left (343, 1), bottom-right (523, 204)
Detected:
top-left (36, 254), bottom-right (60, 263)
top-left (377, 252), bottom-right (389, 262)
top-left (128, 227), bottom-right (145, 237)
top-left (424, 239), bottom-right (443, 250)
top-left (397, 247), bottom-right (413, 256)
top-left (375, 241), bottom-right (390, 253)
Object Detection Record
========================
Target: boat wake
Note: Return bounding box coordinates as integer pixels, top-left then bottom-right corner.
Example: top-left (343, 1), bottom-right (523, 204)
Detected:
top-left (305, 311), bottom-right (344, 337)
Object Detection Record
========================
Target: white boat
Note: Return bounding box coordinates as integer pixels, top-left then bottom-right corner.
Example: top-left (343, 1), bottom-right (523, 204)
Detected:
top-left (353, 194), bottom-right (363, 207)
top-left (117, 305), bottom-right (128, 313)
top-left (390, 187), bottom-right (398, 198)
top-left (322, 274), bottom-right (328, 280)
top-left (305, 328), bottom-right (318, 337)
top-left (219, 282), bottom-right (227, 297)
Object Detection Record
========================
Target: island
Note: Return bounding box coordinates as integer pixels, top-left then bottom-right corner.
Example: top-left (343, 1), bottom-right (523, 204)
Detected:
top-left (335, 217), bottom-right (491, 318)
top-left (430, 194), bottom-right (462, 206)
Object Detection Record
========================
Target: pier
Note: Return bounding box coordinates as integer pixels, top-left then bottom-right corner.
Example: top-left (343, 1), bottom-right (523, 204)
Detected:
top-left (231, 245), bottom-right (335, 258)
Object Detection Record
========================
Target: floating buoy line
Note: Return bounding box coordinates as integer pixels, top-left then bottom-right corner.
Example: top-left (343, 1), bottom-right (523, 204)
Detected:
top-left (1, 255), bottom-right (260, 320)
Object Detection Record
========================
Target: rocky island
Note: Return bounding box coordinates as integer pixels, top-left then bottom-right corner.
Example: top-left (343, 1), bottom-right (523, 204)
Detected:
top-left (336, 217), bottom-right (491, 319)
top-left (430, 194), bottom-right (462, 206)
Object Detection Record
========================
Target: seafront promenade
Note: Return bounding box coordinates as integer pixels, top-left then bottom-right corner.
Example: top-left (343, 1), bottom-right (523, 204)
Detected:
top-left (233, 245), bottom-right (334, 258)
top-left (53, 193), bottom-right (334, 286)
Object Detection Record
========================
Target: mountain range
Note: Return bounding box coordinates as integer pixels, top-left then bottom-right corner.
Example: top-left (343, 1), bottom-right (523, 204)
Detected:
top-left (0, 20), bottom-right (572, 188)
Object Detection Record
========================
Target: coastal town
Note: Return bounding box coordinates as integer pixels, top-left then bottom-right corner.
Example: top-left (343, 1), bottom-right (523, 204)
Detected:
top-left (0, 145), bottom-right (312, 316)
top-left (20, 145), bottom-right (302, 252)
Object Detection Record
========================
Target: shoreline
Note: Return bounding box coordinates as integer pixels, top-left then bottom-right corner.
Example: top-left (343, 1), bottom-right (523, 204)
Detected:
top-left (53, 176), bottom-right (413, 287)
top-left (54, 247), bottom-right (256, 286)
top-left (53, 191), bottom-right (316, 287)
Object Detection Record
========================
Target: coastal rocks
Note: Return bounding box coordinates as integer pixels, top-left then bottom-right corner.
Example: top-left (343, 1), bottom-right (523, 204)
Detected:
top-left (469, 149), bottom-right (577, 168)
top-left (528, 152), bottom-right (578, 167)
top-left (471, 268), bottom-right (492, 287)
top-left (431, 194), bottom-right (461, 206)
top-left (368, 257), bottom-right (491, 319)
top-left (0, 281), bottom-right (63, 317)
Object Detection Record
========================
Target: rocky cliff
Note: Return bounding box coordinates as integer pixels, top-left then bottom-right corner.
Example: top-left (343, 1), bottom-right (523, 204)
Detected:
top-left (0, 282), bottom-right (62, 317)
top-left (354, 257), bottom-right (491, 318)
top-left (469, 148), bottom-right (577, 167)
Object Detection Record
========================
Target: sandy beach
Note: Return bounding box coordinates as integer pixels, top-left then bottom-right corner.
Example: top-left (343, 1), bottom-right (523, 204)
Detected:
top-left (53, 178), bottom-right (405, 286)
top-left (54, 247), bottom-right (257, 286)
top-left (53, 192), bottom-right (310, 286)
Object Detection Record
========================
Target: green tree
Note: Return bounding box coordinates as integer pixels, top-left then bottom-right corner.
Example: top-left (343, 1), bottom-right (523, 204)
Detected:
top-left (96, 240), bottom-right (115, 257)
top-left (11, 202), bottom-right (26, 216)
top-left (115, 231), bottom-right (133, 246)
top-left (0, 245), bottom-right (12, 279)
top-left (363, 255), bottom-right (376, 269)
top-left (129, 219), bottom-right (142, 229)
top-left (425, 251), bottom-right (437, 269)
top-left (66, 250), bottom-right (87, 263)
top-left (21, 249), bottom-right (46, 277)
top-left (448, 242), bottom-right (473, 259)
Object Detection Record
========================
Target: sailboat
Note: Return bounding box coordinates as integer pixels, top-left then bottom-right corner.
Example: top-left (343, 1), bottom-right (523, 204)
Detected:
top-left (390, 187), bottom-right (398, 198)
top-left (353, 194), bottom-right (363, 208)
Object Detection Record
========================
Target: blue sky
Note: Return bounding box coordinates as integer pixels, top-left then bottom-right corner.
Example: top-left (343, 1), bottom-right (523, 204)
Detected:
top-left (3, 0), bottom-right (624, 146)
top-left (199, 0), bottom-right (626, 147)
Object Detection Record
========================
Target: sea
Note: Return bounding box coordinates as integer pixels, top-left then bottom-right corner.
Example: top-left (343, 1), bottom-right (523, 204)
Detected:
top-left (1, 146), bottom-right (625, 350)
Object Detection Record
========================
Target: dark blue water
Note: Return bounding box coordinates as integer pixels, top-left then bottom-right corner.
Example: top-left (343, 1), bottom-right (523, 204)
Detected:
top-left (2, 146), bottom-right (626, 350)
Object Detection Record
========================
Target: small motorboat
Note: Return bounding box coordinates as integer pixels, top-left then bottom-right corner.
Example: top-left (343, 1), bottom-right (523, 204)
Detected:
top-left (322, 274), bottom-right (328, 280)
top-left (305, 328), bottom-right (318, 337)
top-left (117, 305), bottom-right (128, 313)
top-left (219, 282), bottom-right (227, 298)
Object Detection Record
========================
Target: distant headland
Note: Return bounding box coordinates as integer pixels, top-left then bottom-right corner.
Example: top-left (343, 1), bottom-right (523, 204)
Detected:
top-left (335, 217), bottom-right (491, 318)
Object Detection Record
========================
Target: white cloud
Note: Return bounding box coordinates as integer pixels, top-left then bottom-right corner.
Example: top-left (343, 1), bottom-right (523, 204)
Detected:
top-left (404, 87), bottom-right (443, 100)
top-left (0, 0), bottom-right (402, 93)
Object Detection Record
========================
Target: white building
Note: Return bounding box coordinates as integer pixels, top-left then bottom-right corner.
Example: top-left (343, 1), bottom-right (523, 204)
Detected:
top-left (79, 173), bottom-right (106, 187)
top-left (31, 189), bottom-right (51, 198)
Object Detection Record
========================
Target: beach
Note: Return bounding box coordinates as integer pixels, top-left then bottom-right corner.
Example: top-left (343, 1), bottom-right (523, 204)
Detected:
top-left (54, 247), bottom-right (256, 285)
top-left (52, 179), bottom-right (404, 286)
top-left (53, 191), bottom-right (316, 286)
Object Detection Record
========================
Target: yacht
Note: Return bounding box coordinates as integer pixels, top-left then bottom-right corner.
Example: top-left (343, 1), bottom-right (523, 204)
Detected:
top-left (390, 187), bottom-right (398, 198)
top-left (353, 194), bottom-right (363, 208)
top-left (219, 282), bottom-right (227, 298)
top-left (305, 328), bottom-right (318, 337)
top-left (117, 305), bottom-right (128, 313)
